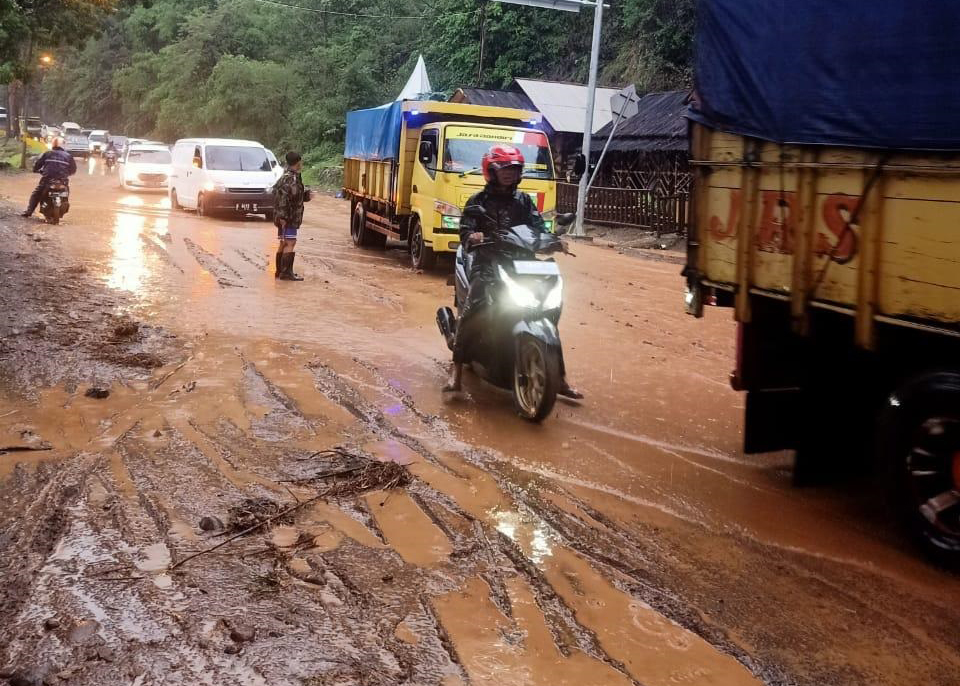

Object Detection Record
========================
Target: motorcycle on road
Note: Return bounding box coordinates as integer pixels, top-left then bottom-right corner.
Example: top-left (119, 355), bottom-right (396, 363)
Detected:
top-left (104, 149), bottom-right (117, 172)
top-left (39, 181), bottom-right (70, 225)
top-left (436, 213), bottom-right (576, 422)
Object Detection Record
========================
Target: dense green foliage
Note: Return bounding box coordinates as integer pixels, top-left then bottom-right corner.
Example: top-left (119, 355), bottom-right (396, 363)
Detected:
top-left (30, 0), bottom-right (694, 163)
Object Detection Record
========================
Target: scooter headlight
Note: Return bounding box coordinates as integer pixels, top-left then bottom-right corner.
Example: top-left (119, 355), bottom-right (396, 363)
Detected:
top-left (498, 266), bottom-right (539, 309)
top-left (543, 277), bottom-right (563, 310)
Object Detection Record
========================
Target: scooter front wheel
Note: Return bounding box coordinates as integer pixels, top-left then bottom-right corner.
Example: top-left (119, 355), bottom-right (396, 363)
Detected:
top-left (513, 335), bottom-right (560, 422)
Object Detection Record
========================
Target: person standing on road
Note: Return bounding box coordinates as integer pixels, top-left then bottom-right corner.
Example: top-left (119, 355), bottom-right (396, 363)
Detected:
top-left (21, 136), bottom-right (76, 218)
top-left (272, 151), bottom-right (311, 281)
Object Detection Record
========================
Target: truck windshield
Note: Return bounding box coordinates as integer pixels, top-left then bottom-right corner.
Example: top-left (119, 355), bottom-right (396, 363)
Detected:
top-left (90, 133), bottom-right (107, 142)
top-left (128, 150), bottom-right (171, 164)
top-left (442, 127), bottom-right (553, 179)
top-left (206, 146), bottom-right (271, 172)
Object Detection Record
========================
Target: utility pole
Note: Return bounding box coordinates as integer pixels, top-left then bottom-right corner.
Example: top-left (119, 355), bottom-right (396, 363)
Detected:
top-left (490, 1), bottom-right (607, 237)
top-left (571, 0), bottom-right (603, 237)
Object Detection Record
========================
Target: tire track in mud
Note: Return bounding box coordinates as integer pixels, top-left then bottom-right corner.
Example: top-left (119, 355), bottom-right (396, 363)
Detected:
top-left (232, 247), bottom-right (270, 271)
top-left (303, 359), bottom-right (655, 685)
top-left (182, 236), bottom-right (245, 288)
top-left (141, 234), bottom-right (184, 273)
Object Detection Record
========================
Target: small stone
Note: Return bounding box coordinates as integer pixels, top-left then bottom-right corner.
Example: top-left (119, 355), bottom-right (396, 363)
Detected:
top-left (96, 646), bottom-right (116, 663)
top-left (230, 624), bottom-right (255, 643)
top-left (55, 669), bottom-right (75, 680)
top-left (381, 574), bottom-right (394, 583)
top-left (43, 617), bottom-right (60, 631)
top-left (199, 516), bottom-right (224, 532)
top-left (224, 644), bottom-right (241, 655)
top-left (153, 430), bottom-right (162, 438)
top-left (84, 387), bottom-right (109, 399)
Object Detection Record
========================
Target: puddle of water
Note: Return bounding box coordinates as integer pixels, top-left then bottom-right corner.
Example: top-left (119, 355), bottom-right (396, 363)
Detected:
top-left (434, 576), bottom-right (634, 686)
top-left (135, 542), bottom-right (171, 572)
top-left (366, 490), bottom-right (452, 567)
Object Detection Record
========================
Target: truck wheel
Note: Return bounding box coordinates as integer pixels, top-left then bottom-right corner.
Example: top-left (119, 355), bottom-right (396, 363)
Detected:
top-left (351, 201), bottom-right (386, 249)
top-left (410, 218), bottom-right (435, 270)
top-left (512, 336), bottom-right (560, 422)
top-left (350, 201), bottom-right (366, 246)
top-left (880, 370), bottom-right (960, 564)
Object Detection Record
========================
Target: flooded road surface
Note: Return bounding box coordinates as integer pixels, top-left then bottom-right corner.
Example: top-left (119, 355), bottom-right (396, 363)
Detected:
top-left (0, 167), bottom-right (957, 685)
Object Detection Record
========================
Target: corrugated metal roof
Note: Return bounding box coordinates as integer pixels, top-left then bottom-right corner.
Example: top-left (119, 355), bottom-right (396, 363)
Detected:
top-left (451, 88), bottom-right (535, 111)
top-left (591, 90), bottom-right (690, 153)
top-left (513, 78), bottom-right (622, 134)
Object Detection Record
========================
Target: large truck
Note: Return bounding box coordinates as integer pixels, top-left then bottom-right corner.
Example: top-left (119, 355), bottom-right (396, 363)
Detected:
top-left (343, 100), bottom-right (557, 269)
top-left (685, 1), bottom-right (960, 561)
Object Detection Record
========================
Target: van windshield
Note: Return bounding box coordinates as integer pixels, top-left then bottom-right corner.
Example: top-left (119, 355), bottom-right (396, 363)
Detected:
top-left (128, 149), bottom-right (171, 164)
top-left (205, 146), bottom-right (271, 172)
top-left (89, 133), bottom-right (107, 142)
top-left (442, 127), bottom-right (553, 180)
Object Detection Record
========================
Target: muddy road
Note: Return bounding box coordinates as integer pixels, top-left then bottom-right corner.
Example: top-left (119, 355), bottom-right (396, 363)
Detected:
top-left (0, 166), bottom-right (957, 686)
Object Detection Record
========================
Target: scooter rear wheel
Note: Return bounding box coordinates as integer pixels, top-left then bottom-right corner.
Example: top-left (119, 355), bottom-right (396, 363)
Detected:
top-left (513, 335), bottom-right (560, 422)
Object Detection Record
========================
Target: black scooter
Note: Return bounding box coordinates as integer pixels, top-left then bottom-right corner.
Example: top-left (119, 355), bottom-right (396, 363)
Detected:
top-left (104, 149), bottom-right (117, 171)
top-left (436, 213), bottom-right (576, 422)
top-left (39, 180), bottom-right (70, 225)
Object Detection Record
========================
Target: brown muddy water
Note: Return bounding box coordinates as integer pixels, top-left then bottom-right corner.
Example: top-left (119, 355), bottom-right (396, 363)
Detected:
top-left (0, 167), bottom-right (956, 685)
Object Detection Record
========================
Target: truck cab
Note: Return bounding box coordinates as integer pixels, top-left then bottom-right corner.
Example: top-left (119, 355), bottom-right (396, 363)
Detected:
top-left (410, 122), bottom-right (556, 258)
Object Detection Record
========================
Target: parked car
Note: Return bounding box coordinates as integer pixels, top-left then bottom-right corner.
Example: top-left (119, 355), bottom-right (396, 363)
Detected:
top-left (119, 143), bottom-right (172, 192)
top-left (266, 149), bottom-right (283, 185)
top-left (88, 130), bottom-right (110, 155)
top-left (169, 138), bottom-right (276, 218)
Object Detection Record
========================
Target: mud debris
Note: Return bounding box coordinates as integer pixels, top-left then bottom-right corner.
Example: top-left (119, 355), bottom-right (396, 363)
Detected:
top-left (229, 624), bottom-right (255, 643)
top-left (83, 387), bottom-right (109, 399)
top-left (227, 498), bottom-right (294, 534)
top-left (198, 515), bottom-right (225, 532)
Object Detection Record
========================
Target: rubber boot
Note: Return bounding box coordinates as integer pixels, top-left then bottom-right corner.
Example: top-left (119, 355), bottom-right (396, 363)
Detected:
top-left (275, 251), bottom-right (283, 278)
top-left (280, 253), bottom-right (304, 281)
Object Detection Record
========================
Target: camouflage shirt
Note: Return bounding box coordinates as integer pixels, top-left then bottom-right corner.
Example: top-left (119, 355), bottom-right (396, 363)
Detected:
top-left (273, 169), bottom-right (305, 228)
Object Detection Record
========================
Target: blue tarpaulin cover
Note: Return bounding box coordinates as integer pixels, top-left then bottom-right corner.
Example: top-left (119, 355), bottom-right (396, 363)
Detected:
top-left (690, 0), bottom-right (960, 150)
top-left (344, 101), bottom-right (404, 160)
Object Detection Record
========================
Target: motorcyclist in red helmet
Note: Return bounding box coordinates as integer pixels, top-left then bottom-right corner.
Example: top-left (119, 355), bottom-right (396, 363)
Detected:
top-left (444, 144), bottom-right (583, 399)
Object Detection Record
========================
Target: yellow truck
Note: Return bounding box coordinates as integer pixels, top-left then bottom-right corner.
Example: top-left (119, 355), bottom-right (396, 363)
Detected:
top-left (688, 1), bottom-right (960, 561)
top-left (343, 100), bottom-right (557, 269)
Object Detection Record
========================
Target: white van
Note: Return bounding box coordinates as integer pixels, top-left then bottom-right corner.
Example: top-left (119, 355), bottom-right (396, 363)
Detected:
top-left (119, 143), bottom-right (172, 191)
top-left (169, 138), bottom-right (278, 218)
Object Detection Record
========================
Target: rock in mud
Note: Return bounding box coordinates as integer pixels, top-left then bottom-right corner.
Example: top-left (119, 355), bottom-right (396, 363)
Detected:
top-left (198, 515), bottom-right (224, 532)
top-left (112, 319), bottom-right (139, 338)
top-left (84, 387), bottom-right (109, 399)
top-left (229, 624), bottom-right (255, 643)
top-left (224, 644), bottom-right (241, 655)
top-left (7, 672), bottom-right (40, 686)
top-left (0, 667), bottom-right (15, 679)
top-left (43, 617), bottom-right (60, 631)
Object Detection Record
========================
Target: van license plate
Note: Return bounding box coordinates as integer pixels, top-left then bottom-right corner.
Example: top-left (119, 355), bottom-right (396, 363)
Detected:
top-left (235, 203), bottom-right (259, 212)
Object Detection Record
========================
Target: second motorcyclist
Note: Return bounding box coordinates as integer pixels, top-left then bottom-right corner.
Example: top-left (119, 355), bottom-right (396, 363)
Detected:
top-left (21, 136), bottom-right (77, 218)
top-left (444, 144), bottom-right (582, 400)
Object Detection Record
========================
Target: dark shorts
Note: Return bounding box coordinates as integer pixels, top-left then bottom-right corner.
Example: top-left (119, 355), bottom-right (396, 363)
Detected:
top-left (278, 225), bottom-right (299, 240)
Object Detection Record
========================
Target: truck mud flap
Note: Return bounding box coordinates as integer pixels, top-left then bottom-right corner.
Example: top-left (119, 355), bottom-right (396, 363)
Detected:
top-left (743, 388), bottom-right (800, 454)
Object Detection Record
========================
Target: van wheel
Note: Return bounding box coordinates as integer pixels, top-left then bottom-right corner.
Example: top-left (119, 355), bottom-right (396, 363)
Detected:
top-left (197, 193), bottom-right (206, 217)
top-left (410, 218), bottom-right (435, 270)
top-left (170, 189), bottom-right (181, 210)
top-left (881, 370), bottom-right (960, 566)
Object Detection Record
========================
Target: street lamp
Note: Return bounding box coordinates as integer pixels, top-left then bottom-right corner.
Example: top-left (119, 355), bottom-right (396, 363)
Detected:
top-left (20, 52), bottom-right (55, 168)
top-left (492, 0), bottom-right (607, 237)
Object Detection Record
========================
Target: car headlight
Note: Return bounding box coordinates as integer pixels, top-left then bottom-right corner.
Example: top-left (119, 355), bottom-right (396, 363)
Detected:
top-left (204, 182), bottom-right (226, 192)
top-left (543, 277), bottom-right (563, 310)
top-left (498, 266), bottom-right (539, 309)
top-left (441, 215), bottom-right (460, 229)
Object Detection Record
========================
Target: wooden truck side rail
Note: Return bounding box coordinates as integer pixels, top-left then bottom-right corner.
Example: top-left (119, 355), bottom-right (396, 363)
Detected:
top-left (687, 123), bottom-right (960, 350)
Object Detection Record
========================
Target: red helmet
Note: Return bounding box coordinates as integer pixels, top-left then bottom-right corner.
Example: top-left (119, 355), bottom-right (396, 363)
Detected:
top-left (481, 144), bottom-right (525, 183)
